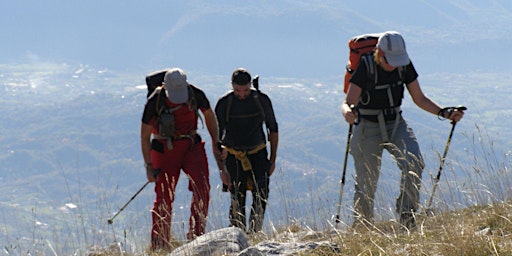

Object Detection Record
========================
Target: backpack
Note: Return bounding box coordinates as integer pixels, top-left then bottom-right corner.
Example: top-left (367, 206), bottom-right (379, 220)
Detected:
top-left (145, 69), bottom-right (168, 98)
top-left (343, 33), bottom-right (382, 93)
top-left (343, 33), bottom-right (407, 94)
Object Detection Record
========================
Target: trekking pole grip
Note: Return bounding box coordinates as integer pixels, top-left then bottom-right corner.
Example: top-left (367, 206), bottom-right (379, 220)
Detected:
top-left (451, 105), bottom-right (467, 123)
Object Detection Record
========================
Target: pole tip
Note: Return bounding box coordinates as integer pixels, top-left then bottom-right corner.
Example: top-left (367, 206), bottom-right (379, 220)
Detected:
top-left (107, 219), bottom-right (113, 224)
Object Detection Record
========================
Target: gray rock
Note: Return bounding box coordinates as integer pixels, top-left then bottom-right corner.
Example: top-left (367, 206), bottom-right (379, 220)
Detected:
top-left (170, 227), bottom-right (250, 256)
top-left (86, 242), bottom-right (124, 256)
top-left (239, 240), bottom-right (340, 256)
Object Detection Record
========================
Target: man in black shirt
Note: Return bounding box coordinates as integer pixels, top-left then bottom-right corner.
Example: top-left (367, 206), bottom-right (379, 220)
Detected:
top-left (215, 68), bottom-right (279, 233)
top-left (341, 31), bottom-right (464, 229)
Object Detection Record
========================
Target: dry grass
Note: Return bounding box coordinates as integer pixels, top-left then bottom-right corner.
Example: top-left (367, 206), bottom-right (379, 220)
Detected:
top-left (276, 201), bottom-right (512, 255)
top-left (121, 201), bottom-right (512, 255)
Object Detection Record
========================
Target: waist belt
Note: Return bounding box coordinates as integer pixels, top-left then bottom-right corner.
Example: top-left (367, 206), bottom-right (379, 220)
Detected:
top-left (358, 106), bottom-right (401, 116)
top-left (153, 130), bottom-right (198, 149)
top-left (225, 143), bottom-right (267, 171)
top-left (359, 107), bottom-right (401, 142)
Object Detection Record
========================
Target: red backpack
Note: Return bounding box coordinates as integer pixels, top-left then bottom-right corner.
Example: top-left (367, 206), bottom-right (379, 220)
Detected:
top-left (343, 33), bottom-right (382, 93)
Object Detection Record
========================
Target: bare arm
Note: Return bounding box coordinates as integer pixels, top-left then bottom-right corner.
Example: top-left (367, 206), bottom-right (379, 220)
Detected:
top-left (203, 107), bottom-right (231, 187)
top-left (268, 131), bottom-right (278, 175)
top-left (407, 79), bottom-right (464, 122)
top-left (140, 123), bottom-right (156, 182)
top-left (202, 108), bottom-right (223, 169)
top-left (407, 79), bottom-right (443, 114)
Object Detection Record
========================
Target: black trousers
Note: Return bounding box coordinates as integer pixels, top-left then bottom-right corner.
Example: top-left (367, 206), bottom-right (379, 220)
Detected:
top-left (226, 149), bottom-right (271, 233)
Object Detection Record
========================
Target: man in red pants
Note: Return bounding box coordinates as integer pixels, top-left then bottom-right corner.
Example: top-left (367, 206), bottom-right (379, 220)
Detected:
top-left (140, 68), bottom-right (222, 250)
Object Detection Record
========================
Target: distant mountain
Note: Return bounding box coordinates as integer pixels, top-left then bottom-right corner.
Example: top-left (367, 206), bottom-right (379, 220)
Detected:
top-left (2, 1), bottom-right (511, 76)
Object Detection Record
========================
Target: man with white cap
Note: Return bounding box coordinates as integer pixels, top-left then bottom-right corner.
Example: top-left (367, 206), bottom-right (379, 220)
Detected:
top-left (341, 31), bottom-right (465, 229)
top-left (141, 68), bottom-right (223, 250)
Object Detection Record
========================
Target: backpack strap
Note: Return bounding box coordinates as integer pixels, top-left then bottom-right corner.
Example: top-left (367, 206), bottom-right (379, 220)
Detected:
top-left (155, 87), bottom-right (164, 118)
top-left (252, 76), bottom-right (269, 140)
top-left (226, 92), bottom-right (233, 124)
top-left (361, 54), bottom-right (378, 85)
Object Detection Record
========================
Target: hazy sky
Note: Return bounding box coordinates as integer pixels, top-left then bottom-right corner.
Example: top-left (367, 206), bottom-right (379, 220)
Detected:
top-left (2, 0), bottom-right (511, 78)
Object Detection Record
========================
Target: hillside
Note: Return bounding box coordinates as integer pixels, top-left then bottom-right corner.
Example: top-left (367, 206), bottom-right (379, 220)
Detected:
top-left (1, 63), bottom-right (512, 255)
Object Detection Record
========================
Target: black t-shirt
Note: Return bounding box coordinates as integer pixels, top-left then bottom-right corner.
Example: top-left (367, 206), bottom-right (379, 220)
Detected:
top-left (350, 55), bottom-right (419, 109)
top-left (215, 90), bottom-right (278, 150)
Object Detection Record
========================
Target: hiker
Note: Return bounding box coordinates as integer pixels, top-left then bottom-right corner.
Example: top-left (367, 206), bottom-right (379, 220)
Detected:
top-left (140, 68), bottom-right (223, 249)
top-left (340, 31), bottom-right (464, 228)
top-left (214, 68), bottom-right (279, 233)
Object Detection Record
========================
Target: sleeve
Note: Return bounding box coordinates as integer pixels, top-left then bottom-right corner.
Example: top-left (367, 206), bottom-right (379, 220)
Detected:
top-left (349, 58), bottom-right (372, 91)
top-left (191, 85), bottom-right (211, 112)
top-left (214, 96), bottom-right (227, 140)
top-left (404, 62), bottom-right (419, 84)
top-left (141, 97), bottom-right (157, 125)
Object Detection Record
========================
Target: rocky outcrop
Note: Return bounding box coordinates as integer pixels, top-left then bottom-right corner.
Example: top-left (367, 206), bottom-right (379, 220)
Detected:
top-left (170, 227), bottom-right (340, 256)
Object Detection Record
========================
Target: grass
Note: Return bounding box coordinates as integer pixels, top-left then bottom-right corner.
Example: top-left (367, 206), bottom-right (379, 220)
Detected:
top-left (326, 202), bottom-right (512, 255)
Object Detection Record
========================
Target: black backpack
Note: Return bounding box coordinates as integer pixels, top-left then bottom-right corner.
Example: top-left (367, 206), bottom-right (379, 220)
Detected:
top-left (145, 69), bottom-right (167, 98)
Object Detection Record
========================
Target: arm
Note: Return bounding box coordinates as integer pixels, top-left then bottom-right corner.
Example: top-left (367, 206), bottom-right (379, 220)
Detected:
top-left (268, 131), bottom-right (278, 175)
top-left (140, 122), bottom-right (156, 182)
top-left (407, 79), bottom-right (464, 122)
top-left (260, 95), bottom-right (279, 175)
top-left (203, 107), bottom-right (231, 188)
top-left (212, 99), bottom-right (232, 188)
top-left (202, 108), bottom-right (223, 165)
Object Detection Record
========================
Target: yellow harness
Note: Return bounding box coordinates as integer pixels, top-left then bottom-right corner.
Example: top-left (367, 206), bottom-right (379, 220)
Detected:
top-left (225, 143), bottom-right (267, 171)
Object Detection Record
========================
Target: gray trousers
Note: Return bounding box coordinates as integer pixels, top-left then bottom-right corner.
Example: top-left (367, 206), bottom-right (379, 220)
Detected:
top-left (350, 117), bottom-right (425, 223)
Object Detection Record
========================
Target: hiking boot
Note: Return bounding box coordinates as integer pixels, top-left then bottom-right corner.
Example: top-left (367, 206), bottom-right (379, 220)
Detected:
top-left (151, 238), bottom-right (171, 252)
top-left (399, 212), bottom-right (416, 229)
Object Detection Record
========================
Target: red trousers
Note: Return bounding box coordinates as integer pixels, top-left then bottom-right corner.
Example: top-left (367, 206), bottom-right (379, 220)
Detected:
top-left (150, 138), bottom-right (210, 249)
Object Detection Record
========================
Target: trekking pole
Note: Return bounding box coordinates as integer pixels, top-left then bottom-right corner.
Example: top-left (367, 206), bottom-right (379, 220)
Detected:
top-left (426, 106), bottom-right (466, 211)
top-left (335, 105), bottom-right (356, 227)
top-left (108, 168), bottom-right (161, 224)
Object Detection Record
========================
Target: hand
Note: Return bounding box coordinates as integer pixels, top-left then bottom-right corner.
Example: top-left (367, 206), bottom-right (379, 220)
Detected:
top-left (342, 104), bottom-right (358, 125)
top-left (269, 162), bottom-right (276, 176)
top-left (440, 106), bottom-right (466, 123)
top-left (220, 147), bottom-right (227, 160)
top-left (448, 108), bottom-right (465, 123)
top-left (146, 166), bottom-right (158, 182)
top-left (214, 141), bottom-right (227, 160)
top-left (219, 170), bottom-right (232, 191)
